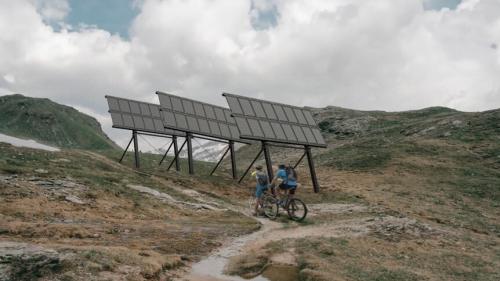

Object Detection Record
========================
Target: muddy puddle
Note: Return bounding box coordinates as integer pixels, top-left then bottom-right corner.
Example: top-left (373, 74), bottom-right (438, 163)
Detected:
top-left (185, 218), bottom-right (289, 281)
top-left (189, 257), bottom-right (299, 281)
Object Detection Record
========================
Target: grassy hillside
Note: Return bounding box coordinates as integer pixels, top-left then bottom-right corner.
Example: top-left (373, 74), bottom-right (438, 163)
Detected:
top-left (313, 106), bottom-right (500, 203)
top-left (0, 101), bottom-right (498, 281)
top-left (228, 106), bottom-right (500, 281)
top-left (0, 94), bottom-right (118, 150)
top-left (0, 142), bottom-right (258, 281)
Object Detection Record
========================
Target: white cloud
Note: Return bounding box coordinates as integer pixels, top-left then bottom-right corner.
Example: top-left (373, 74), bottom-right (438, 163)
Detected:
top-left (0, 0), bottom-right (499, 147)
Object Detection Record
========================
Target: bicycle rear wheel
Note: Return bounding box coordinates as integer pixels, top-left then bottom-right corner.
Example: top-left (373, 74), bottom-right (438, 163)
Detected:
top-left (287, 198), bottom-right (307, 222)
top-left (262, 195), bottom-right (279, 220)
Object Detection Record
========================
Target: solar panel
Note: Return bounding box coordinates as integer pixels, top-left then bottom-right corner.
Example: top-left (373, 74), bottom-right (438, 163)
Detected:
top-left (105, 95), bottom-right (185, 137)
top-left (156, 91), bottom-right (243, 142)
top-left (222, 93), bottom-right (326, 147)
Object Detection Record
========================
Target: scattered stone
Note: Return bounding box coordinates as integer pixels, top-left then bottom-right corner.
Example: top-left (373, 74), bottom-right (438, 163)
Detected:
top-left (62, 181), bottom-right (77, 188)
top-left (36, 181), bottom-right (55, 187)
top-left (0, 175), bottom-right (17, 182)
top-left (0, 242), bottom-right (61, 281)
top-left (128, 184), bottom-right (177, 203)
top-left (34, 169), bottom-right (49, 174)
top-left (50, 158), bottom-right (71, 163)
top-left (65, 195), bottom-right (85, 205)
top-left (126, 184), bottom-right (226, 211)
top-left (369, 216), bottom-right (438, 241)
top-left (308, 203), bottom-right (368, 216)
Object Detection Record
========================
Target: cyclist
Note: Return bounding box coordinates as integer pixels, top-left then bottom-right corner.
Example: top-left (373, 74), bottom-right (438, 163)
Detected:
top-left (251, 165), bottom-right (269, 216)
top-left (274, 164), bottom-right (298, 202)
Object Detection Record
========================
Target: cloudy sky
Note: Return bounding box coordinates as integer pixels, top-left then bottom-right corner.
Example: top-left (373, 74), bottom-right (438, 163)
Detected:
top-left (0, 0), bottom-right (499, 147)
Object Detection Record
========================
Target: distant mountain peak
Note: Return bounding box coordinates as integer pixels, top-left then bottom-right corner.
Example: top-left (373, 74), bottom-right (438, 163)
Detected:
top-left (0, 94), bottom-right (118, 150)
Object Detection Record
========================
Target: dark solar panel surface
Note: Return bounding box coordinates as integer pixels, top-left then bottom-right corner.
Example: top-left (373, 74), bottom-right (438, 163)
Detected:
top-left (105, 95), bottom-right (185, 136)
top-left (156, 91), bottom-right (243, 142)
top-left (223, 93), bottom-right (326, 147)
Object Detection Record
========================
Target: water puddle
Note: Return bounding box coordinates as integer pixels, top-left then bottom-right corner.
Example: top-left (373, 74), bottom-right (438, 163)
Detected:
top-left (189, 258), bottom-right (299, 281)
top-left (185, 218), bottom-right (288, 281)
top-left (0, 133), bottom-right (59, 152)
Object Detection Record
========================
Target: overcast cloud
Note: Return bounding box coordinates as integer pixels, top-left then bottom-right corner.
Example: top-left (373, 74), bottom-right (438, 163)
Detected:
top-left (0, 0), bottom-right (499, 147)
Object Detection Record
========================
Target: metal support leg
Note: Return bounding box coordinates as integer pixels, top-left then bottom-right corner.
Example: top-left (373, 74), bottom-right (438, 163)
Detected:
top-left (229, 140), bottom-right (237, 180)
top-left (305, 146), bottom-right (319, 193)
top-left (173, 136), bottom-right (180, 171)
top-left (168, 139), bottom-right (187, 171)
top-left (262, 141), bottom-right (273, 180)
top-left (159, 141), bottom-right (174, 166)
top-left (132, 130), bottom-right (140, 169)
top-left (119, 135), bottom-right (134, 163)
top-left (210, 145), bottom-right (230, 176)
top-left (293, 151), bottom-right (307, 169)
top-left (238, 148), bottom-right (263, 183)
top-left (187, 134), bottom-right (194, 175)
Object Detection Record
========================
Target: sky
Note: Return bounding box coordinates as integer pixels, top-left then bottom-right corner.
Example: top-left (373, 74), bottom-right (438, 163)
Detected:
top-left (0, 0), bottom-right (499, 148)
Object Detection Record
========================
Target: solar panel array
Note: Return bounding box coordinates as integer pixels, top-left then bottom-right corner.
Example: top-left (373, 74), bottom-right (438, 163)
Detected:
top-left (156, 91), bottom-right (243, 142)
top-left (105, 95), bottom-right (185, 137)
top-left (223, 93), bottom-right (326, 147)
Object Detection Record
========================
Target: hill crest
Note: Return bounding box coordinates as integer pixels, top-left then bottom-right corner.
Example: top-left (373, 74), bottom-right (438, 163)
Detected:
top-left (0, 93), bottom-right (118, 150)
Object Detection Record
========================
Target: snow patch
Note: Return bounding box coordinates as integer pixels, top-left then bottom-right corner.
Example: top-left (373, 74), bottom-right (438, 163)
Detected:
top-left (0, 133), bottom-right (59, 152)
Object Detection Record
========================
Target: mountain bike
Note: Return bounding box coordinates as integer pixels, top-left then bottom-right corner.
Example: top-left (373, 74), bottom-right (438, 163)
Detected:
top-left (248, 190), bottom-right (279, 219)
top-left (261, 190), bottom-right (308, 222)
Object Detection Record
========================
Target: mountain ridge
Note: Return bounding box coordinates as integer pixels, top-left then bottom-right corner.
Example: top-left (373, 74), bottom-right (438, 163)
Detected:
top-left (0, 94), bottom-right (118, 150)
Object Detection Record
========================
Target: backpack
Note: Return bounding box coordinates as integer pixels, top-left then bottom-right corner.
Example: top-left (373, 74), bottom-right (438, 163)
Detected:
top-left (256, 171), bottom-right (269, 186)
top-left (286, 167), bottom-right (297, 182)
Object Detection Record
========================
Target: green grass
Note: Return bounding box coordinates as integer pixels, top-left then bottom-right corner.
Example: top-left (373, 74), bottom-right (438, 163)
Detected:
top-left (317, 138), bottom-right (392, 170)
top-left (0, 94), bottom-right (117, 150)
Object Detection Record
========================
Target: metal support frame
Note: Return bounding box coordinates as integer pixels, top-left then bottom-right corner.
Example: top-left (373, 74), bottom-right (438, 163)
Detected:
top-left (173, 136), bottom-right (180, 171)
top-left (262, 141), bottom-right (273, 180)
top-left (167, 139), bottom-right (187, 171)
top-left (186, 133), bottom-right (194, 175)
top-left (239, 147), bottom-right (264, 183)
top-left (293, 151), bottom-right (307, 169)
top-left (132, 130), bottom-right (140, 168)
top-left (192, 134), bottom-right (229, 144)
top-left (229, 140), bottom-right (237, 179)
top-left (239, 142), bottom-right (320, 193)
top-left (119, 130), bottom-right (178, 170)
top-left (119, 135), bottom-right (134, 163)
top-left (137, 131), bottom-right (173, 139)
top-left (267, 142), bottom-right (304, 150)
top-left (158, 141), bottom-right (174, 166)
top-left (305, 146), bottom-right (319, 193)
top-left (210, 145), bottom-right (230, 176)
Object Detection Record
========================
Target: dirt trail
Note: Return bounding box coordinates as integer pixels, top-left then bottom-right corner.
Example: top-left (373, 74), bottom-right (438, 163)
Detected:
top-left (177, 202), bottom-right (399, 281)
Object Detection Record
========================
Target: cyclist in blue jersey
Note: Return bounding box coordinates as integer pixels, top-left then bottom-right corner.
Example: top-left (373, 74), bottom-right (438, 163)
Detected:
top-left (274, 163), bottom-right (299, 200)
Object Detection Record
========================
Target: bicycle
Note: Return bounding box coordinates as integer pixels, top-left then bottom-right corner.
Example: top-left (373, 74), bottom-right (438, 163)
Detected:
top-left (248, 190), bottom-right (279, 219)
top-left (261, 189), bottom-right (308, 222)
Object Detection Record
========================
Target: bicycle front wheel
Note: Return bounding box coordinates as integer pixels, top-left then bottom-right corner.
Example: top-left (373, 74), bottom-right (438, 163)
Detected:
top-left (262, 195), bottom-right (279, 220)
top-left (287, 198), bottom-right (308, 222)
